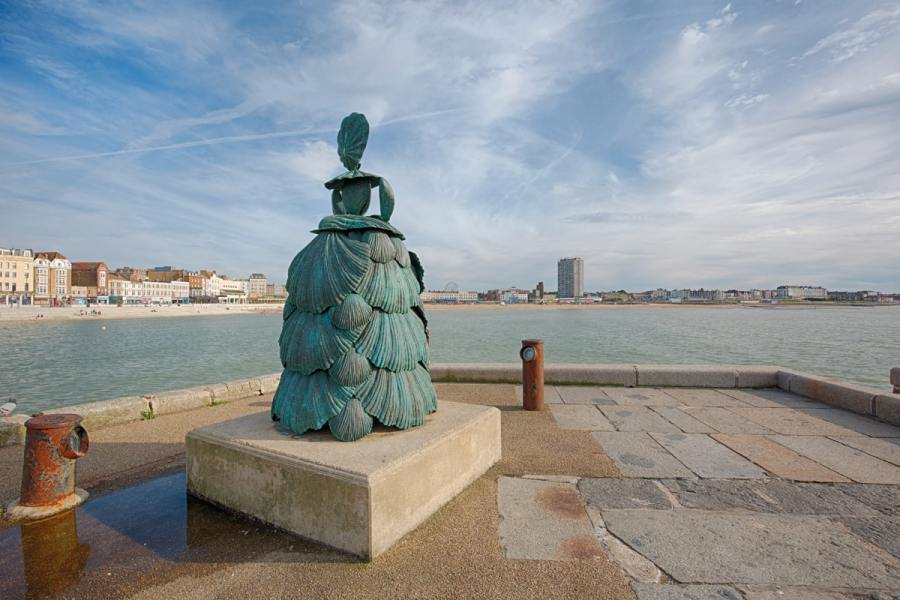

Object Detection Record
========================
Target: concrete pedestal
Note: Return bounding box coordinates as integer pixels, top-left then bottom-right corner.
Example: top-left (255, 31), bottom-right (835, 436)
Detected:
top-left (185, 401), bottom-right (501, 559)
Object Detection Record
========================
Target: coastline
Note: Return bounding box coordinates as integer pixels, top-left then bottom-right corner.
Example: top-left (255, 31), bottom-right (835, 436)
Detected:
top-left (0, 303), bottom-right (283, 323)
top-left (423, 301), bottom-right (892, 311)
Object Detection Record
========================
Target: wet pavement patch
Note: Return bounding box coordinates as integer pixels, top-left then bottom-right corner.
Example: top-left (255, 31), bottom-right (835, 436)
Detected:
top-left (0, 471), bottom-right (345, 599)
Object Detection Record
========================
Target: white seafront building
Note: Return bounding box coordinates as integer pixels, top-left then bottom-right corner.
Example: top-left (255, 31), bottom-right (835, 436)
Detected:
top-left (776, 285), bottom-right (828, 299)
top-left (420, 290), bottom-right (478, 303)
top-left (109, 277), bottom-right (190, 304)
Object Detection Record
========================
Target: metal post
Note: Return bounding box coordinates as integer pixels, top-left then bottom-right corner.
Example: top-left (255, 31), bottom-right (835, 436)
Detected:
top-left (520, 339), bottom-right (545, 411)
top-left (6, 413), bottom-right (90, 521)
top-left (891, 367), bottom-right (900, 394)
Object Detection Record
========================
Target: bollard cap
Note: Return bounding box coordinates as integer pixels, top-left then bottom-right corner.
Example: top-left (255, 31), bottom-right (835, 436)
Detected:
top-left (521, 339), bottom-right (544, 346)
top-left (25, 414), bottom-right (83, 430)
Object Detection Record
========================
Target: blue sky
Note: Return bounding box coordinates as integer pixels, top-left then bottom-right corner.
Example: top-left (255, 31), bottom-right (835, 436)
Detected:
top-left (1, 1), bottom-right (899, 291)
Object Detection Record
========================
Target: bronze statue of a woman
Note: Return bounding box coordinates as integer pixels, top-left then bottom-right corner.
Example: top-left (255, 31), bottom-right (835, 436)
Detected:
top-left (271, 113), bottom-right (437, 441)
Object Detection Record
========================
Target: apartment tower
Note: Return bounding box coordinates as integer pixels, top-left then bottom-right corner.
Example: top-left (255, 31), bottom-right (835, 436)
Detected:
top-left (557, 257), bottom-right (584, 299)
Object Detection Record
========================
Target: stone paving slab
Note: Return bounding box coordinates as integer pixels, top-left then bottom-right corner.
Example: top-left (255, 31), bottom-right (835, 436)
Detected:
top-left (515, 385), bottom-right (564, 404)
top-left (603, 388), bottom-right (682, 407)
top-left (771, 435), bottom-right (900, 484)
top-left (661, 479), bottom-right (880, 516)
top-left (681, 407), bottom-right (773, 434)
top-left (651, 407), bottom-right (716, 433)
top-left (578, 478), bottom-right (673, 510)
top-left (835, 516), bottom-right (900, 559)
top-left (549, 404), bottom-right (615, 431)
top-left (795, 408), bottom-right (900, 438)
top-left (555, 386), bottom-right (616, 405)
top-left (663, 388), bottom-right (750, 407)
top-left (599, 406), bottom-right (682, 433)
top-left (832, 483), bottom-right (900, 517)
top-left (497, 476), bottom-right (604, 560)
top-left (712, 434), bottom-right (849, 482)
top-left (830, 436), bottom-right (900, 467)
top-left (650, 433), bottom-right (765, 479)
top-left (727, 408), bottom-right (861, 437)
top-left (592, 432), bottom-right (694, 479)
top-left (718, 389), bottom-right (826, 409)
top-left (601, 509), bottom-right (900, 588)
top-left (630, 583), bottom-right (743, 600)
top-left (738, 586), bottom-right (864, 599)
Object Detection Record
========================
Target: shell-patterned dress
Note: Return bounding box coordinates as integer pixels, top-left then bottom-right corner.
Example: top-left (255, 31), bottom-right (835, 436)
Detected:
top-left (271, 113), bottom-right (437, 441)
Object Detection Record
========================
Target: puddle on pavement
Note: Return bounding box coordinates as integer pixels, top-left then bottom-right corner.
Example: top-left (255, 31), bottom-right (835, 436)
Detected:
top-left (0, 472), bottom-right (346, 599)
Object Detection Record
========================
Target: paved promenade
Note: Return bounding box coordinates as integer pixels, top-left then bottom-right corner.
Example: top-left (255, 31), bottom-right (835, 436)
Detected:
top-left (503, 385), bottom-right (900, 598)
top-left (1, 383), bottom-right (898, 598)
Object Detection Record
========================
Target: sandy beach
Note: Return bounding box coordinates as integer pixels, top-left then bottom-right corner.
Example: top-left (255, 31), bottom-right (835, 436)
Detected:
top-left (0, 303), bottom-right (283, 323)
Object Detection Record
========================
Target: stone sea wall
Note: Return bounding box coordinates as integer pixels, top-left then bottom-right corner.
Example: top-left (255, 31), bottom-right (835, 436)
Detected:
top-left (2, 364), bottom-right (898, 446)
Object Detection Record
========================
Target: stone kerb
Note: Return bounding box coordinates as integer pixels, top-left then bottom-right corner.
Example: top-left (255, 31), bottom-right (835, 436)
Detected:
top-left (635, 365), bottom-right (738, 388)
top-left (0, 415), bottom-right (28, 447)
top-left (429, 363), bottom-right (779, 388)
top-left (777, 369), bottom-right (881, 416)
top-left (0, 373), bottom-right (284, 446)
top-left (46, 396), bottom-right (149, 430)
top-left (874, 393), bottom-right (900, 426)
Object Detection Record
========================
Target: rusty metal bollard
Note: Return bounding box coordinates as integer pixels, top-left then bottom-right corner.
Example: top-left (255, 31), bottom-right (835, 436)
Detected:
top-left (520, 339), bottom-right (545, 411)
top-left (5, 414), bottom-right (90, 521)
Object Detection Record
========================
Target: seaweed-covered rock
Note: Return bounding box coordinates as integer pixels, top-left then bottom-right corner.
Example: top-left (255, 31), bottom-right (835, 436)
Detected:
top-left (271, 113), bottom-right (436, 442)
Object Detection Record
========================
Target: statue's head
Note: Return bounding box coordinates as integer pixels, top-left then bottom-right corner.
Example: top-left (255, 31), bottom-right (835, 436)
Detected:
top-left (325, 113), bottom-right (395, 221)
top-left (337, 112), bottom-right (368, 171)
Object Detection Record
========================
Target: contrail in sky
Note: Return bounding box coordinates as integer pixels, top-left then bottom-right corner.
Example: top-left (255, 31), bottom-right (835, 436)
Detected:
top-left (2, 107), bottom-right (463, 168)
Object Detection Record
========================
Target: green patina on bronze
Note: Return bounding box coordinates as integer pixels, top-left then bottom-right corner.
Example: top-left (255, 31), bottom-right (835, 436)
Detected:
top-left (271, 112), bottom-right (437, 442)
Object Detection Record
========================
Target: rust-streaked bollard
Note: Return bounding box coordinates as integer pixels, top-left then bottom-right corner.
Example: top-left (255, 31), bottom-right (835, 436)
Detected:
top-left (6, 414), bottom-right (90, 521)
top-left (520, 339), bottom-right (545, 411)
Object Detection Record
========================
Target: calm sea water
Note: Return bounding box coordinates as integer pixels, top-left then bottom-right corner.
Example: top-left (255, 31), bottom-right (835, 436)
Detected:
top-left (2, 306), bottom-right (899, 413)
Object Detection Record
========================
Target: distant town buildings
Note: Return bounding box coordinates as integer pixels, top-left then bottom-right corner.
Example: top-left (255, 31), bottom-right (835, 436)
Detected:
top-left (108, 277), bottom-right (190, 304)
top-left (248, 273), bottom-right (268, 299)
top-left (420, 290), bottom-right (478, 303)
top-left (0, 248), bottom-right (34, 304)
top-left (34, 251), bottom-right (71, 305)
top-left (557, 257), bottom-right (584, 299)
top-left (776, 285), bottom-right (828, 300)
top-left (2, 244), bottom-right (898, 308)
top-left (71, 261), bottom-right (110, 300)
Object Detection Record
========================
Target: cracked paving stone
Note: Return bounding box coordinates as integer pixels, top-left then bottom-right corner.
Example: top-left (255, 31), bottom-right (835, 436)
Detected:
top-left (555, 386), bottom-right (616, 405)
top-left (663, 389), bottom-right (751, 408)
top-left (599, 406), bottom-right (682, 433)
top-left (578, 478), bottom-right (673, 510)
top-left (831, 483), bottom-right (900, 517)
top-left (712, 434), bottom-right (849, 482)
top-left (835, 516), bottom-right (900, 559)
top-left (602, 509), bottom-right (900, 588)
top-left (828, 437), bottom-right (900, 467)
top-left (662, 479), bottom-right (880, 516)
top-left (727, 408), bottom-right (860, 437)
top-left (717, 389), bottom-right (826, 409)
top-left (771, 436), bottom-right (900, 484)
top-left (630, 583), bottom-right (743, 600)
top-left (651, 407), bottom-right (716, 434)
top-left (603, 388), bottom-right (682, 407)
top-left (680, 407), bottom-right (773, 434)
top-left (592, 432), bottom-right (694, 479)
top-left (795, 409), bottom-right (900, 438)
top-left (651, 432), bottom-right (765, 479)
